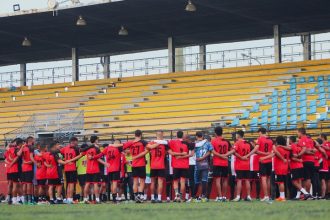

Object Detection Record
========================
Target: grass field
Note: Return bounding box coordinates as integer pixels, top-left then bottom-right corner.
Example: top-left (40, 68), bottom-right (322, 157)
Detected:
top-left (0, 201), bottom-right (329, 220)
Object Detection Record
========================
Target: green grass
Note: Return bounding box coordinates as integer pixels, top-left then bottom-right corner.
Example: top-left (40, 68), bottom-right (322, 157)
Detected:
top-left (0, 201), bottom-right (329, 220)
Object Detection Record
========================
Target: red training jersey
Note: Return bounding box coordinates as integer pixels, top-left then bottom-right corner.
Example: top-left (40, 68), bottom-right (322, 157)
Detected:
top-left (149, 141), bottom-right (169, 170)
top-left (169, 139), bottom-right (193, 169)
top-left (211, 137), bottom-right (231, 167)
top-left (22, 144), bottom-right (33, 172)
top-left (60, 145), bottom-right (80, 172)
top-left (100, 146), bottom-right (123, 173)
top-left (83, 146), bottom-right (101, 174)
top-left (290, 143), bottom-right (303, 169)
top-left (34, 153), bottom-right (47, 180)
top-left (323, 141), bottom-right (330, 167)
top-left (250, 154), bottom-right (260, 171)
top-left (44, 152), bottom-right (60, 179)
top-left (234, 139), bottom-right (252, 171)
top-left (298, 135), bottom-right (315, 162)
top-left (256, 136), bottom-right (273, 164)
top-left (5, 147), bottom-right (19, 173)
top-left (274, 146), bottom-right (290, 175)
top-left (123, 140), bottom-right (148, 167)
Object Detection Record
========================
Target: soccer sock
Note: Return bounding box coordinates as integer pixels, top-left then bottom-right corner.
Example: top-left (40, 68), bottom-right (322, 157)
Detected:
top-left (12, 197), bottom-right (17, 203)
top-left (174, 188), bottom-right (179, 195)
top-left (84, 197), bottom-right (89, 201)
top-left (19, 196), bottom-right (23, 203)
top-left (280, 192), bottom-right (285, 199)
top-left (185, 193), bottom-right (189, 200)
top-left (300, 188), bottom-right (308, 195)
top-left (236, 195), bottom-right (240, 199)
top-left (151, 194), bottom-right (155, 200)
top-left (112, 193), bottom-right (117, 202)
top-left (296, 191), bottom-right (301, 198)
top-left (96, 197), bottom-right (100, 202)
top-left (158, 194), bottom-right (162, 201)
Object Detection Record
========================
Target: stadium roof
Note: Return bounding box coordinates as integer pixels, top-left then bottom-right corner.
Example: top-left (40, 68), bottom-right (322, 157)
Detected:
top-left (1, 0), bottom-right (330, 66)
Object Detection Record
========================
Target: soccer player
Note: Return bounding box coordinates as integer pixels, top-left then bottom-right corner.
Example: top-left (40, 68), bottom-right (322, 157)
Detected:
top-left (94, 139), bottom-right (124, 203)
top-left (60, 137), bottom-right (81, 204)
top-left (123, 147), bottom-right (134, 201)
top-left (193, 131), bottom-right (213, 202)
top-left (297, 128), bottom-right (315, 193)
top-left (319, 133), bottom-right (330, 198)
top-left (232, 130), bottom-right (257, 202)
top-left (34, 145), bottom-right (48, 204)
top-left (76, 144), bottom-right (88, 202)
top-left (314, 137), bottom-right (328, 199)
top-left (99, 143), bottom-right (109, 202)
top-left (168, 130), bottom-right (195, 202)
top-left (81, 136), bottom-right (104, 204)
top-left (147, 131), bottom-right (169, 203)
top-left (272, 136), bottom-right (291, 202)
top-left (288, 136), bottom-right (312, 200)
top-left (255, 128), bottom-right (273, 202)
top-left (123, 130), bottom-right (148, 203)
top-left (21, 136), bottom-right (35, 204)
top-left (5, 139), bottom-right (24, 205)
top-left (211, 126), bottom-right (233, 202)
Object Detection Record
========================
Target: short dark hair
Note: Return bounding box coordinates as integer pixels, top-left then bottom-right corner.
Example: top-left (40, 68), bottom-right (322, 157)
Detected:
top-left (16, 138), bottom-right (24, 146)
top-left (236, 130), bottom-right (244, 138)
top-left (196, 131), bottom-right (203, 138)
top-left (276, 135), bottom-right (286, 146)
top-left (102, 143), bottom-right (108, 148)
top-left (297, 127), bottom-right (306, 135)
top-left (214, 126), bottom-right (223, 136)
top-left (90, 135), bottom-right (98, 144)
top-left (320, 133), bottom-right (327, 140)
top-left (258, 127), bottom-right (267, 134)
top-left (316, 138), bottom-right (323, 145)
top-left (49, 141), bottom-right (59, 149)
top-left (177, 130), bottom-right (184, 139)
top-left (80, 143), bottom-right (89, 149)
top-left (26, 136), bottom-right (34, 142)
top-left (289, 136), bottom-right (296, 143)
top-left (135, 130), bottom-right (142, 137)
top-left (70, 137), bottom-right (78, 143)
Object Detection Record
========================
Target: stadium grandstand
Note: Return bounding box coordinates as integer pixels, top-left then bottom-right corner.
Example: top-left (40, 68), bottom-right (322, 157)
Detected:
top-left (0, 0), bottom-right (330, 208)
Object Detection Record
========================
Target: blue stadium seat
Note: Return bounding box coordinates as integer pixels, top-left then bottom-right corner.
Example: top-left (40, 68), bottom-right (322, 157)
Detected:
top-left (271, 108), bottom-right (278, 116)
top-left (272, 90), bottom-right (278, 96)
top-left (308, 88), bottom-right (315, 94)
top-left (309, 105), bottom-right (317, 114)
top-left (318, 81), bottom-right (324, 87)
top-left (308, 76), bottom-right (315, 82)
top-left (270, 96), bottom-right (278, 104)
top-left (300, 101), bottom-right (307, 108)
top-left (289, 89), bottom-right (296, 96)
top-left (319, 87), bottom-right (325, 93)
top-left (280, 102), bottom-right (287, 109)
top-left (261, 97), bottom-right (268, 104)
top-left (290, 101), bottom-right (297, 108)
top-left (309, 100), bottom-right (317, 107)
top-left (281, 95), bottom-right (287, 102)
top-left (249, 117), bottom-right (258, 126)
top-left (281, 90), bottom-right (287, 96)
top-left (289, 107), bottom-right (297, 116)
top-left (271, 103), bottom-right (278, 110)
top-left (319, 93), bottom-right (326, 99)
top-left (280, 108), bottom-right (287, 115)
top-left (260, 116), bottom-right (268, 125)
top-left (318, 99), bottom-right (326, 107)
top-left (299, 94), bottom-right (307, 101)
top-left (230, 117), bottom-right (240, 127)
top-left (290, 84), bottom-right (297, 90)
top-left (241, 111), bottom-right (250, 119)
top-left (300, 106), bottom-right (307, 114)
top-left (280, 115), bottom-right (287, 124)
top-left (299, 113), bottom-right (307, 122)
top-left (251, 104), bottom-right (259, 112)
top-left (307, 122), bottom-right (318, 129)
top-left (261, 110), bottom-right (268, 118)
top-left (290, 95), bottom-right (297, 102)
top-left (288, 114), bottom-right (297, 123)
top-left (299, 89), bottom-right (306, 94)
top-left (299, 77), bottom-right (306, 83)
top-left (270, 116), bottom-right (277, 125)
top-left (317, 75), bottom-right (324, 82)
top-left (289, 78), bottom-right (296, 84)
top-left (319, 112), bottom-right (328, 121)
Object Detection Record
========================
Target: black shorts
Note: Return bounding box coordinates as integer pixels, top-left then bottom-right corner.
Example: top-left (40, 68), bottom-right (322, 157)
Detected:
top-left (37, 179), bottom-right (47, 186)
top-left (303, 162), bottom-right (314, 180)
top-left (132, 166), bottom-right (146, 178)
top-left (108, 172), bottom-right (121, 182)
top-left (250, 171), bottom-right (260, 180)
top-left (86, 173), bottom-right (101, 183)
top-left (166, 174), bottom-right (173, 183)
top-left (213, 166), bottom-right (229, 178)
top-left (235, 170), bottom-right (250, 180)
top-left (78, 174), bottom-right (87, 186)
top-left (21, 171), bottom-right (34, 183)
top-left (65, 171), bottom-right (78, 183)
top-left (100, 174), bottom-right (109, 183)
top-left (290, 168), bottom-right (304, 181)
top-left (260, 162), bottom-right (272, 176)
top-left (48, 178), bottom-right (61, 186)
top-left (173, 168), bottom-right (189, 180)
top-left (150, 169), bottom-right (166, 178)
top-left (7, 172), bottom-right (19, 182)
top-left (275, 174), bottom-right (286, 184)
top-left (319, 171), bottom-right (329, 180)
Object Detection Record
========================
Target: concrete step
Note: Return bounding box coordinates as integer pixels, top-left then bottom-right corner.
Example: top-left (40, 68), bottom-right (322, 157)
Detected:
top-left (132, 97), bottom-right (149, 103)
top-left (141, 91), bottom-right (158, 96)
top-left (112, 110), bottom-right (129, 115)
top-left (122, 103), bottom-right (139, 109)
top-left (100, 117), bottom-right (119, 122)
top-left (91, 123), bottom-right (110, 129)
top-left (150, 85), bottom-right (166, 90)
top-left (159, 79), bottom-right (176, 84)
top-left (242, 101), bottom-right (255, 107)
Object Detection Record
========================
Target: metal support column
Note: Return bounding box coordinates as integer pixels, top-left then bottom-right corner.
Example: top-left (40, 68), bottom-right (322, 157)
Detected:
top-left (175, 48), bottom-right (184, 72)
top-left (273, 25), bottom-right (282, 63)
top-left (72, 48), bottom-right (79, 82)
top-left (20, 63), bottom-right (27, 87)
top-left (102, 56), bottom-right (110, 79)
top-left (168, 37), bottom-right (175, 73)
top-left (199, 45), bottom-right (206, 70)
top-left (301, 33), bottom-right (312, 61)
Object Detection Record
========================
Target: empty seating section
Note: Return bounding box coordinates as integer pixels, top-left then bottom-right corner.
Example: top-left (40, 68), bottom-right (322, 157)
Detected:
top-left (0, 59), bottom-right (330, 143)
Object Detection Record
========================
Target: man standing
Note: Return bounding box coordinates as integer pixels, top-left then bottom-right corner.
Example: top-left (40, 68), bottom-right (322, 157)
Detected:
top-left (123, 130), bottom-right (148, 203)
top-left (211, 126), bottom-right (233, 202)
top-left (255, 128), bottom-right (273, 202)
top-left (147, 131), bottom-right (168, 203)
top-left (60, 137), bottom-right (81, 204)
top-left (168, 131), bottom-right (194, 202)
top-left (193, 131), bottom-right (213, 202)
top-left (21, 136), bottom-right (35, 205)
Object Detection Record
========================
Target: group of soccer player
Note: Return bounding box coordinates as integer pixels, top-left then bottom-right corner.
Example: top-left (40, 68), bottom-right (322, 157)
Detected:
top-left (3, 126), bottom-right (330, 205)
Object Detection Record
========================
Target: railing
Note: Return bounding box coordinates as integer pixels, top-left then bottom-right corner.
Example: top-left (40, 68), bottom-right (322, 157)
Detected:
top-left (1, 40), bottom-right (330, 88)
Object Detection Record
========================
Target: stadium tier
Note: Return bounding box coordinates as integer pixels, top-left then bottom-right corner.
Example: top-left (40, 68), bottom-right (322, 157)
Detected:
top-left (0, 59), bottom-right (329, 144)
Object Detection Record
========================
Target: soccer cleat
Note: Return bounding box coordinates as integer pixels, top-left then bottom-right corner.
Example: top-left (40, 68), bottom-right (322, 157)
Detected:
top-left (245, 197), bottom-right (252, 202)
top-left (201, 197), bottom-right (208, 203)
top-left (49, 200), bottom-right (55, 205)
top-left (303, 194), bottom-right (313, 200)
top-left (231, 197), bottom-right (241, 202)
top-left (166, 198), bottom-right (171, 203)
top-left (275, 197), bottom-right (286, 202)
top-left (157, 200), bottom-right (162, 203)
top-left (84, 200), bottom-right (90, 204)
top-left (260, 197), bottom-right (270, 202)
top-left (151, 199), bottom-right (156, 204)
top-left (221, 197), bottom-right (227, 202)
